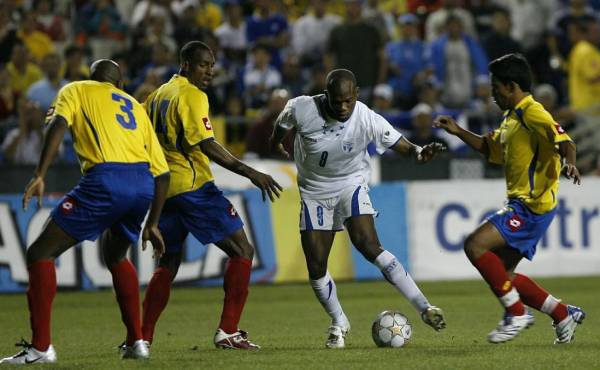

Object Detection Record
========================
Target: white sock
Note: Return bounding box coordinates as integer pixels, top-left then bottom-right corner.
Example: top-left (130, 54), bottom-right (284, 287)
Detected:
top-left (541, 295), bottom-right (561, 315)
top-left (374, 250), bottom-right (430, 312)
top-left (310, 271), bottom-right (349, 328)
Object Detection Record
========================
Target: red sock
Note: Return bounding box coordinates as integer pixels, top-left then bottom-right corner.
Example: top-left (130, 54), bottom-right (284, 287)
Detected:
top-left (472, 251), bottom-right (525, 316)
top-left (219, 257), bottom-right (252, 334)
top-left (142, 267), bottom-right (175, 343)
top-left (28, 260), bottom-right (56, 351)
top-left (512, 273), bottom-right (568, 323)
top-left (110, 259), bottom-right (142, 346)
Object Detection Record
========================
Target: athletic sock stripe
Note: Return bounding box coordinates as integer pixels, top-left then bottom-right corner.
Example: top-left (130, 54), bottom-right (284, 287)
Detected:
top-left (499, 288), bottom-right (520, 308)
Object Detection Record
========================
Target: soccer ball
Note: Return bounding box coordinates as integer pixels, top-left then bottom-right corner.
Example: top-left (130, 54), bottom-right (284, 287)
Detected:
top-left (371, 311), bottom-right (412, 348)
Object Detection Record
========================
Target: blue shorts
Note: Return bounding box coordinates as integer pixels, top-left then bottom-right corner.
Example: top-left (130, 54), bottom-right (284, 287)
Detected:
top-left (159, 181), bottom-right (244, 253)
top-left (51, 162), bottom-right (154, 243)
top-left (487, 199), bottom-right (556, 260)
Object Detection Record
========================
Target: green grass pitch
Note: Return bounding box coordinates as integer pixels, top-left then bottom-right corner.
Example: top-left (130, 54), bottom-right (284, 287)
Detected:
top-left (0, 277), bottom-right (598, 369)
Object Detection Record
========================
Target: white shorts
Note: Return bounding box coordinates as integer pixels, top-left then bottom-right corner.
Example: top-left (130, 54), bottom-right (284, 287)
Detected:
top-left (299, 185), bottom-right (377, 231)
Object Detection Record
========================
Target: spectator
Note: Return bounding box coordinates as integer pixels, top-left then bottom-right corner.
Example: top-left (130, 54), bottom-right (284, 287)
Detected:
top-left (304, 65), bottom-right (327, 96)
top-left (371, 83), bottom-right (399, 115)
top-left (78, 0), bottom-right (128, 42)
top-left (548, 0), bottom-right (597, 63)
top-left (172, 4), bottom-right (214, 50)
top-left (34, 0), bottom-right (67, 42)
top-left (215, 0), bottom-right (248, 66)
top-left (0, 4), bottom-right (19, 64)
top-left (131, 0), bottom-right (173, 36)
top-left (362, 0), bottom-right (397, 41)
top-left (281, 54), bottom-right (304, 97)
top-left (246, 0), bottom-right (290, 70)
top-left (0, 65), bottom-right (17, 126)
top-left (425, 0), bottom-right (476, 42)
top-left (326, 0), bottom-right (386, 103)
top-left (470, 0), bottom-right (503, 38)
top-left (131, 42), bottom-right (178, 93)
top-left (416, 76), bottom-right (447, 112)
top-left (467, 75), bottom-right (502, 134)
top-left (482, 7), bottom-right (523, 62)
top-left (1, 98), bottom-right (44, 164)
top-left (292, 0), bottom-right (341, 68)
top-left (245, 88), bottom-right (292, 159)
top-left (427, 14), bottom-right (488, 109)
top-left (409, 102), bottom-right (449, 148)
top-left (18, 10), bottom-right (55, 62)
top-left (6, 42), bottom-right (43, 96)
top-left (567, 19), bottom-right (600, 111)
top-left (534, 83), bottom-right (577, 130)
top-left (62, 45), bottom-right (89, 81)
top-left (385, 13), bottom-right (427, 109)
top-left (504, 0), bottom-right (558, 53)
top-left (243, 44), bottom-right (282, 109)
top-left (26, 52), bottom-right (67, 112)
top-left (194, 0), bottom-right (223, 32)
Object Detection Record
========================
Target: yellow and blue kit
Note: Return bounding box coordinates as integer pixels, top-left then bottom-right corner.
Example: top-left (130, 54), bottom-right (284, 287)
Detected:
top-left (145, 75), bottom-right (243, 249)
top-left (48, 80), bottom-right (169, 243)
top-left (484, 95), bottom-right (572, 259)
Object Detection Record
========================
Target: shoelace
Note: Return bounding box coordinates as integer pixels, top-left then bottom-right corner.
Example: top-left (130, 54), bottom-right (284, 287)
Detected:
top-left (12, 338), bottom-right (33, 357)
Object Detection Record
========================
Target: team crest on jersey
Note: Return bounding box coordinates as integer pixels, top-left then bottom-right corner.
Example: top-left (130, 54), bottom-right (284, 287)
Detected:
top-left (228, 205), bottom-right (238, 218)
top-left (60, 197), bottom-right (77, 215)
top-left (507, 214), bottom-right (524, 232)
top-left (554, 123), bottom-right (565, 134)
top-left (202, 117), bottom-right (212, 130)
top-left (342, 141), bottom-right (353, 153)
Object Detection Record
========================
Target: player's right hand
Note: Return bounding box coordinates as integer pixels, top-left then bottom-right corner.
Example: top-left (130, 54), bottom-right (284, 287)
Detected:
top-left (269, 138), bottom-right (290, 159)
top-left (249, 170), bottom-right (283, 202)
top-left (22, 175), bottom-right (45, 210)
top-left (142, 224), bottom-right (165, 259)
top-left (433, 115), bottom-right (461, 135)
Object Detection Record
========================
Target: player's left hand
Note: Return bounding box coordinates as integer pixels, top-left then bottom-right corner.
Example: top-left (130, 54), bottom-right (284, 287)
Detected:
top-left (417, 142), bottom-right (446, 163)
top-left (249, 170), bottom-right (283, 202)
top-left (142, 224), bottom-right (165, 259)
top-left (561, 163), bottom-right (582, 185)
top-left (22, 175), bottom-right (45, 210)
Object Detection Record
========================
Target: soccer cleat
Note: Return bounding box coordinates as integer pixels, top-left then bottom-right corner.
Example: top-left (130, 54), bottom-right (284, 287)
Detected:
top-left (0, 339), bottom-right (57, 365)
top-left (488, 310), bottom-right (535, 343)
top-left (421, 305), bottom-right (446, 331)
top-left (214, 329), bottom-right (261, 350)
top-left (325, 325), bottom-right (350, 349)
top-left (554, 305), bottom-right (586, 344)
top-left (120, 339), bottom-right (150, 360)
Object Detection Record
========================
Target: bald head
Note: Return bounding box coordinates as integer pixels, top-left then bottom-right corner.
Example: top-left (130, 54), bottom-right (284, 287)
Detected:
top-left (90, 59), bottom-right (122, 87)
top-left (326, 69), bottom-right (357, 94)
top-left (324, 69), bottom-right (358, 121)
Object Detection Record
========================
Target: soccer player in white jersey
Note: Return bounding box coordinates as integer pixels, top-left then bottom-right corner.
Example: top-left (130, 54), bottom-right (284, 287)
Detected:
top-left (269, 69), bottom-right (446, 348)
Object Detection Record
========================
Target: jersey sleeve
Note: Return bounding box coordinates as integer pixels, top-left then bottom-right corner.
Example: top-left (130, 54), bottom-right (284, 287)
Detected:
top-left (525, 105), bottom-right (572, 144)
top-left (143, 114), bottom-right (169, 177)
top-left (142, 89), bottom-right (157, 115)
top-left (370, 110), bottom-right (402, 154)
top-left (484, 129), bottom-right (504, 164)
top-left (51, 83), bottom-right (78, 127)
top-left (276, 98), bottom-right (297, 130)
top-left (177, 89), bottom-right (215, 146)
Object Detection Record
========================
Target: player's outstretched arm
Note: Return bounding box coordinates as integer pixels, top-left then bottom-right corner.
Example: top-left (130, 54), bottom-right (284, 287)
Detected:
top-left (142, 172), bottom-right (170, 258)
top-left (268, 124), bottom-right (291, 159)
top-left (199, 139), bottom-right (283, 202)
top-left (433, 115), bottom-right (489, 156)
top-left (390, 137), bottom-right (445, 163)
top-left (22, 116), bottom-right (67, 210)
top-left (559, 141), bottom-right (581, 185)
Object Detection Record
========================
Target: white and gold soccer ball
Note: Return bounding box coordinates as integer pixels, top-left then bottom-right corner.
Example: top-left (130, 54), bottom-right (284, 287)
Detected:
top-left (371, 310), bottom-right (412, 348)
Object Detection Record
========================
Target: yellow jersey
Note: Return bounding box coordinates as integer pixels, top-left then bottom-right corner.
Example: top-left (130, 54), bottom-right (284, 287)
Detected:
top-left (144, 75), bottom-right (215, 198)
top-left (567, 40), bottom-right (600, 111)
top-left (485, 95), bottom-right (572, 214)
top-left (49, 80), bottom-right (169, 177)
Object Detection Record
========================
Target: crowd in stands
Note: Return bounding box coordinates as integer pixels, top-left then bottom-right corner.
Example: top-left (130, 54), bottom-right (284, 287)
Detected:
top-left (1, 0), bottom-right (599, 174)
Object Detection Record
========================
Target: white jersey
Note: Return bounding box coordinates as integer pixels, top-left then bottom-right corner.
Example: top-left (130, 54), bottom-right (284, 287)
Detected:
top-left (278, 95), bottom-right (402, 199)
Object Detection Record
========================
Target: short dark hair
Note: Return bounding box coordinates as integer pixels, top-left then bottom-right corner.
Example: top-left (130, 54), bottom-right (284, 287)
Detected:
top-left (488, 53), bottom-right (532, 92)
top-left (179, 41), bottom-right (212, 64)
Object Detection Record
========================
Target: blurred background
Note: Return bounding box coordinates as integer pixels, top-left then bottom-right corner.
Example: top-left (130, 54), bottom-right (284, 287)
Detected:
top-left (0, 0), bottom-right (598, 291)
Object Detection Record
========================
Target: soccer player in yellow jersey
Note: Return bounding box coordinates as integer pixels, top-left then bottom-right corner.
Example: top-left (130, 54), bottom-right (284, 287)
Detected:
top-left (140, 41), bottom-right (282, 350)
top-left (0, 60), bottom-right (170, 365)
top-left (435, 54), bottom-right (585, 345)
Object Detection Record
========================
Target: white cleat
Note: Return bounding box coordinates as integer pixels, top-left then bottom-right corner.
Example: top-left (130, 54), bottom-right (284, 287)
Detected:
top-left (0, 339), bottom-right (57, 365)
top-left (325, 324), bottom-right (350, 349)
top-left (121, 339), bottom-right (150, 360)
top-left (554, 305), bottom-right (586, 344)
top-left (421, 305), bottom-right (446, 331)
top-left (488, 310), bottom-right (535, 343)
